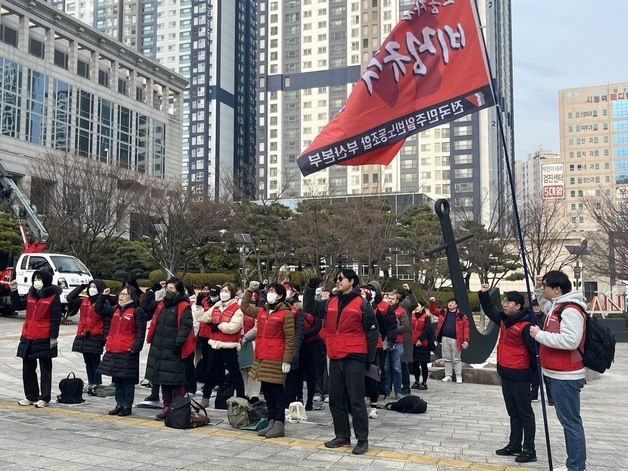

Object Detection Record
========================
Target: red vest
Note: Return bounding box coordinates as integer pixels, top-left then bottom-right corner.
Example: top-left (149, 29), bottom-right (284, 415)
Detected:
top-left (147, 301), bottom-right (196, 359)
top-left (105, 306), bottom-right (137, 353)
top-left (374, 300), bottom-right (389, 349)
top-left (77, 297), bottom-right (104, 336)
top-left (210, 301), bottom-right (241, 343)
top-left (540, 303), bottom-right (586, 372)
top-left (22, 294), bottom-right (55, 340)
top-left (243, 313), bottom-right (255, 335)
top-left (303, 311), bottom-right (319, 343)
top-left (255, 308), bottom-right (288, 361)
top-left (324, 296), bottom-right (368, 360)
top-left (497, 321), bottom-right (530, 369)
top-left (198, 298), bottom-right (213, 339)
top-left (394, 306), bottom-right (406, 343)
top-left (412, 312), bottom-right (429, 346)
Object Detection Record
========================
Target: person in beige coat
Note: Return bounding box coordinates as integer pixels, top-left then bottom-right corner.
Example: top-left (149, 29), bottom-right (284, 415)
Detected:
top-left (240, 281), bottom-right (295, 438)
top-left (196, 282), bottom-right (245, 407)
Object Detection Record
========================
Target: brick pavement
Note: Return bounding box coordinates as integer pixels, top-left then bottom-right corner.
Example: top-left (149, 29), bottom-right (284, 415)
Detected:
top-left (0, 315), bottom-right (626, 470)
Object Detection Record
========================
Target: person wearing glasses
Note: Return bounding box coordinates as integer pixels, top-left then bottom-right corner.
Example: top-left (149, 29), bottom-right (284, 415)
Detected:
top-left (304, 269), bottom-right (379, 455)
top-left (95, 286), bottom-right (146, 416)
top-left (478, 284), bottom-right (538, 464)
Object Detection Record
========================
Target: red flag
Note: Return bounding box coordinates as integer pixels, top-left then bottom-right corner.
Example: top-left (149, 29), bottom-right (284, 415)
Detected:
top-left (297, 0), bottom-right (495, 177)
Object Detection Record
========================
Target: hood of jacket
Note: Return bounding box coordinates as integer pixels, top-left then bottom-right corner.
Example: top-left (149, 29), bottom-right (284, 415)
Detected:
top-left (551, 290), bottom-right (587, 311)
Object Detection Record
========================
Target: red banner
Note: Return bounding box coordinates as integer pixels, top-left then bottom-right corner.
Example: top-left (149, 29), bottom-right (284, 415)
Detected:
top-left (297, 0), bottom-right (495, 177)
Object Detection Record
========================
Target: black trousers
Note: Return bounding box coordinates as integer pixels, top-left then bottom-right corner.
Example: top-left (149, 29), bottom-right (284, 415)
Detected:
top-left (377, 348), bottom-right (387, 395)
top-left (365, 349), bottom-right (382, 402)
top-left (501, 378), bottom-right (536, 450)
top-left (329, 358), bottom-right (368, 441)
top-left (261, 381), bottom-right (286, 422)
top-left (531, 374), bottom-right (553, 402)
top-left (83, 352), bottom-right (102, 385)
top-left (413, 361), bottom-right (429, 384)
top-left (23, 358), bottom-right (52, 402)
top-left (300, 341), bottom-right (317, 404)
top-left (195, 336), bottom-right (212, 380)
top-left (284, 369), bottom-right (301, 403)
top-left (401, 361), bottom-right (410, 389)
top-left (202, 348), bottom-right (244, 398)
top-left (314, 339), bottom-right (328, 396)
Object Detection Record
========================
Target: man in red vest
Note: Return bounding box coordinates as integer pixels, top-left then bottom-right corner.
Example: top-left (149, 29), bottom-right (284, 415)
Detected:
top-left (479, 284), bottom-right (537, 463)
top-left (530, 271), bottom-right (587, 471)
top-left (304, 269), bottom-right (379, 455)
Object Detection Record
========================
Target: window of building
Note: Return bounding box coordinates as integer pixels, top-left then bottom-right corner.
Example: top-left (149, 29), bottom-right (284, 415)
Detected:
top-left (26, 70), bottom-right (48, 146)
top-left (0, 58), bottom-right (22, 138)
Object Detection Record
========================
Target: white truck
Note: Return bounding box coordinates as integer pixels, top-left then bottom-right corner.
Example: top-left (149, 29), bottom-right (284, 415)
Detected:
top-left (1, 159), bottom-right (92, 313)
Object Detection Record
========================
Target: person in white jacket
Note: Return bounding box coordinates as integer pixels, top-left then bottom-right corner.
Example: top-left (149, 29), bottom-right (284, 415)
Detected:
top-left (196, 282), bottom-right (245, 408)
top-left (529, 271), bottom-right (587, 471)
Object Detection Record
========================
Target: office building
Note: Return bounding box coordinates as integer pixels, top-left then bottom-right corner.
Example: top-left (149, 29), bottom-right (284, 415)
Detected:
top-left (256, 0), bottom-right (513, 226)
top-left (0, 0), bottom-right (187, 181)
top-left (514, 148), bottom-right (561, 204)
top-left (52, 0), bottom-right (258, 200)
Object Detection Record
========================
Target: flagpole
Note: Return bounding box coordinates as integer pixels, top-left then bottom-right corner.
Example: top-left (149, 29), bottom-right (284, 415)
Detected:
top-left (473, 1), bottom-right (554, 468)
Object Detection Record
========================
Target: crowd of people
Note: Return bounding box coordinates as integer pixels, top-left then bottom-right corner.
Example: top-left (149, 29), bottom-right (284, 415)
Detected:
top-left (8, 268), bottom-right (589, 469)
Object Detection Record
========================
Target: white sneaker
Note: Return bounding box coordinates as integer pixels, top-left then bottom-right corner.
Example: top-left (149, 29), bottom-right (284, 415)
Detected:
top-left (368, 408), bottom-right (378, 419)
top-left (323, 395), bottom-right (329, 403)
top-left (34, 400), bottom-right (49, 408)
top-left (442, 376), bottom-right (452, 382)
top-left (456, 377), bottom-right (463, 384)
top-left (18, 399), bottom-right (34, 406)
top-left (313, 394), bottom-right (322, 402)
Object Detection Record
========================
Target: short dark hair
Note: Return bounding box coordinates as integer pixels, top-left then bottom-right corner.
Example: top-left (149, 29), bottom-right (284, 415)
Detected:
top-left (167, 277), bottom-right (185, 295)
top-left (542, 270), bottom-right (572, 294)
top-left (447, 297), bottom-right (458, 304)
top-left (268, 282), bottom-right (286, 300)
top-left (221, 282), bottom-right (238, 298)
top-left (504, 291), bottom-right (525, 308)
top-left (339, 268), bottom-right (360, 288)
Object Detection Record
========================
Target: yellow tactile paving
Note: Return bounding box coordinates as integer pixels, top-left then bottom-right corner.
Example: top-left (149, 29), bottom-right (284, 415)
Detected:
top-left (0, 400), bottom-right (527, 470)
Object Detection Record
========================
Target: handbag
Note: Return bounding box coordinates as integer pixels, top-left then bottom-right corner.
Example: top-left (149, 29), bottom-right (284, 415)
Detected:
top-left (165, 395), bottom-right (210, 429)
top-left (57, 372), bottom-right (85, 404)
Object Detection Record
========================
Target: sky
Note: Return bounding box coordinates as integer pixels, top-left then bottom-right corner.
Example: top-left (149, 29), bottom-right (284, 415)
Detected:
top-left (511, 1), bottom-right (628, 160)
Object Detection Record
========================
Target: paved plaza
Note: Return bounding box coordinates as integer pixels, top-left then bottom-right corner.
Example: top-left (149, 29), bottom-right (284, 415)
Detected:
top-left (0, 314), bottom-right (626, 470)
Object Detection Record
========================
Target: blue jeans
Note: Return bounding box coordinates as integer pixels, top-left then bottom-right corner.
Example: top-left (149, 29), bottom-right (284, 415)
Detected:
top-left (384, 343), bottom-right (403, 396)
top-left (114, 378), bottom-right (135, 409)
top-left (547, 377), bottom-right (586, 471)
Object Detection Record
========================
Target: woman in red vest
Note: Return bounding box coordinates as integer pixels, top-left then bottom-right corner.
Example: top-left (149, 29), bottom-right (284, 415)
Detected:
top-left (197, 282), bottom-right (245, 407)
top-left (410, 303), bottom-right (434, 390)
top-left (10, 270), bottom-right (62, 408)
top-left (66, 279), bottom-right (113, 395)
top-left (144, 278), bottom-right (195, 420)
top-left (95, 286), bottom-right (146, 416)
top-left (241, 281), bottom-right (294, 438)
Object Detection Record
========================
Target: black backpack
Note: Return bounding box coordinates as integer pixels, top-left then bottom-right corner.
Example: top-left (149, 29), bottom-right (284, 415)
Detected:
top-left (57, 372), bottom-right (84, 404)
top-left (385, 395), bottom-right (427, 414)
top-left (556, 303), bottom-right (616, 374)
top-left (165, 395), bottom-right (209, 429)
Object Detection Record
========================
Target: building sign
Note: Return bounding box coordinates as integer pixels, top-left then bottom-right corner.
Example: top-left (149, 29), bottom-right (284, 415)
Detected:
top-left (586, 93), bottom-right (627, 103)
top-left (541, 163), bottom-right (565, 199)
top-left (297, 0), bottom-right (495, 177)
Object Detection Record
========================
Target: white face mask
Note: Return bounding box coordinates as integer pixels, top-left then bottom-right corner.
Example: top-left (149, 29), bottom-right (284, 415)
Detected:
top-left (88, 287), bottom-right (99, 297)
top-left (298, 295), bottom-right (303, 302)
top-left (220, 292), bottom-right (231, 302)
top-left (210, 295), bottom-right (219, 303)
top-left (267, 292), bottom-right (279, 305)
top-left (33, 280), bottom-right (43, 290)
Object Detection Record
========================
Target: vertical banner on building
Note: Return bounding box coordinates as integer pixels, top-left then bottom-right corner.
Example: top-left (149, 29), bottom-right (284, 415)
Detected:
top-left (297, 0), bottom-right (495, 177)
top-left (541, 163), bottom-right (565, 199)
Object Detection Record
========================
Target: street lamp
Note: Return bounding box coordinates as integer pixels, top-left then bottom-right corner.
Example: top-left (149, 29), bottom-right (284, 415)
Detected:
top-left (234, 233), bottom-right (253, 288)
top-left (565, 239), bottom-right (587, 293)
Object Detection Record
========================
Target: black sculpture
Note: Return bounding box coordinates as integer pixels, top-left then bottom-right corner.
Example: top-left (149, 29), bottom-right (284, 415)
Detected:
top-left (425, 199), bottom-right (499, 363)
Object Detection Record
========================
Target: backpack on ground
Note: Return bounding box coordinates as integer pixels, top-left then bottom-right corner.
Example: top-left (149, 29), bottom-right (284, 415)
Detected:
top-left (557, 303), bottom-right (616, 374)
top-left (214, 382), bottom-right (235, 410)
top-left (227, 397), bottom-right (253, 428)
top-left (57, 372), bottom-right (84, 404)
top-left (165, 395), bottom-right (210, 429)
top-left (385, 395), bottom-right (427, 414)
top-left (248, 398), bottom-right (268, 424)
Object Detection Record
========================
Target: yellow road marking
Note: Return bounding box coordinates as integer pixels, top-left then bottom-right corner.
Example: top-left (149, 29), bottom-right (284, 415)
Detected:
top-left (0, 401), bottom-right (526, 470)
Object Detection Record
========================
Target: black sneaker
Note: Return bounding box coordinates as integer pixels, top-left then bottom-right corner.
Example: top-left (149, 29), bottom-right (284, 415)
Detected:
top-left (400, 387), bottom-right (411, 395)
top-left (144, 393), bottom-right (160, 402)
top-left (495, 445), bottom-right (521, 456)
top-left (410, 382), bottom-right (420, 389)
top-left (108, 406), bottom-right (122, 416)
top-left (352, 440), bottom-right (368, 455)
top-left (118, 408), bottom-right (132, 417)
top-left (418, 383), bottom-right (428, 390)
top-left (515, 449), bottom-right (537, 463)
top-left (324, 437), bottom-right (351, 448)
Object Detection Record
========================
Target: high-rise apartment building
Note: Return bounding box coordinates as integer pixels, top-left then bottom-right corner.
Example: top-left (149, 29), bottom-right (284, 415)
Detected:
top-left (559, 81), bottom-right (628, 232)
top-left (53, 0), bottom-right (258, 199)
top-left (256, 0), bottom-right (513, 226)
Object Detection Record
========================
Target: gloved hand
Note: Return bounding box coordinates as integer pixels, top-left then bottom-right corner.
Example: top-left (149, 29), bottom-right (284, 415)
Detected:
top-left (240, 337), bottom-right (247, 346)
top-left (462, 341), bottom-right (469, 350)
top-left (172, 344), bottom-right (182, 356)
top-left (210, 323), bottom-right (219, 333)
top-left (50, 338), bottom-right (58, 349)
top-left (9, 280), bottom-right (18, 292)
top-left (281, 362), bottom-right (291, 373)
top-left (196, 292), bottom-right (206, 305)
top-left (149, 283), bottom-right (162, 293)
top-left (248, 281), bottom-right (260, 292)
top-left (308, 277), bottom-right (323, 289)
